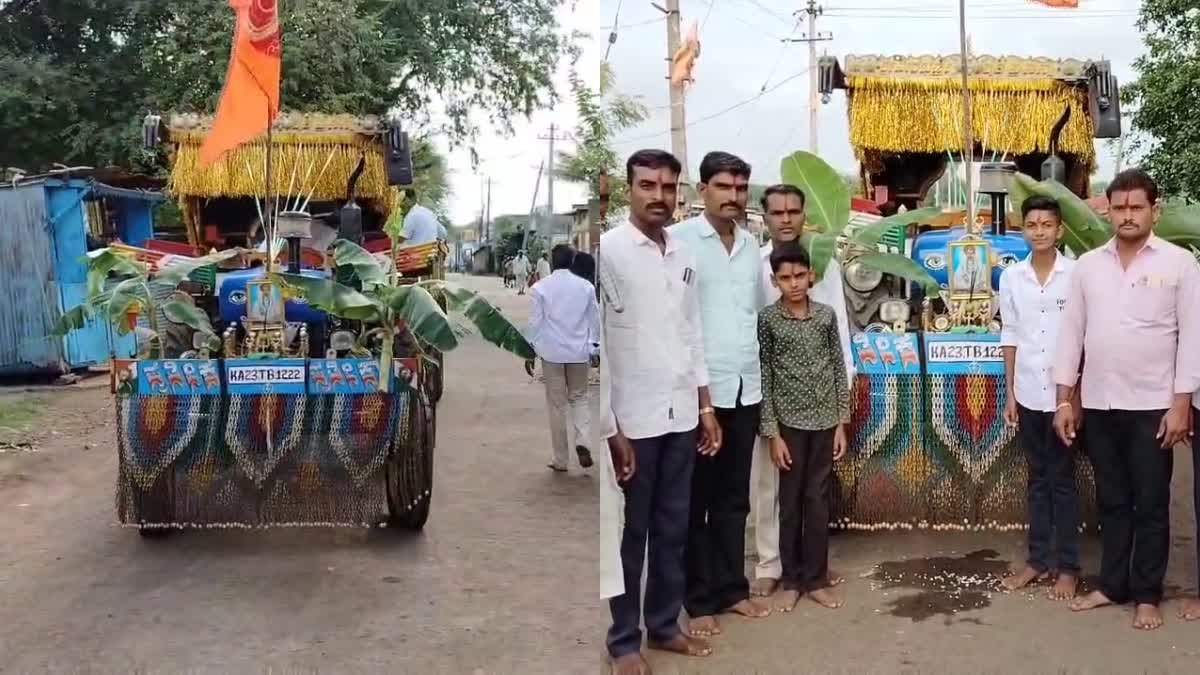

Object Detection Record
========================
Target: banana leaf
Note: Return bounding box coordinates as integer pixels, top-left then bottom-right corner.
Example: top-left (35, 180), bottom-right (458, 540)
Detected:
top-left (152, 248), bottom-right (245, 288)
top-left (276, 272), bottom-right (380, 321)
top-left (1009, 174), bottom-right (1111, 254)
top-left (162, 297), bottom-right (216, 336)
top-left (802, 232), bottom-right (839, 282)
top-left (332, 239), bottom-right (388, 287)
top-left (51, 304), bottom-right (94, 337)
top-left (1156, 204), bottom-right (1200, 253)
top-left (780, 151), bottom-right (850, 234)
top-left (851, 251), bottom-right (941, 295)
top-left (848, 207), bottom-right (942, 251)
top-left (84, 248), bottom-right (147, 298)
top-left (105, 278), bottom-right (151, 334)
top-left (386, 285), bottom-right (459, 352)
top-left (438, 284), bottom-right (537, 360)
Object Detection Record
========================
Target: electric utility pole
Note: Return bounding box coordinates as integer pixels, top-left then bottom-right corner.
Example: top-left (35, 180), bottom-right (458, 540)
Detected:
top-left (538, 124), bottom-right (571, 240)
top-left (654, 0), bottom-right (690, 201)
top-left (783, 0), bottom-right (832, 154)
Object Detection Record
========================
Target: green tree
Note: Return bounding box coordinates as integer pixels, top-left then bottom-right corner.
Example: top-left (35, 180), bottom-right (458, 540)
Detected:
top-left (556, 60), bottom-right (647, 212)
top-left (0, 0), bottom-right (566, 172)
top-left (1126, 1), bottom-right (1200, 199)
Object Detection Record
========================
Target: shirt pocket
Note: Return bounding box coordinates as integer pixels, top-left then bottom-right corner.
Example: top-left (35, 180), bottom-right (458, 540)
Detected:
top-left (1127, 283), bottom-right (1177, 324)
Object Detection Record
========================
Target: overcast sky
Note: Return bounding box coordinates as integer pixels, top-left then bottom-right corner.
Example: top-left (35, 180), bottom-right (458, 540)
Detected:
top-left (600, 0), bottom-right (1143, 187)
top-left (439, 0), bottom-right (599, 227)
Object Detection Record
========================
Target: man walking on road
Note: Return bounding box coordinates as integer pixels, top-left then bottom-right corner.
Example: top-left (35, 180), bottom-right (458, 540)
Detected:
top-left (512, 251), bottom-right (531, 294)
top-left (535, 251), bottom-right (552, 285)
top-left (750, 184), bottom-right (854, 598)
top-left (527, 244), bottom-right (598, 473)
top-left (1053, 168), bottom-right (1199, 630)
top-left (600, 148), bottom-right (722, 673)
top-left (671, 151), bottom-right (771, 636)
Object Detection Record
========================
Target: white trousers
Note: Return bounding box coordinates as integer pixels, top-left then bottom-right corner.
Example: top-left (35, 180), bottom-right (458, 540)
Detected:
top-left (748, 435), bottom-right (781, 579)
top-left (543, 360), bottom-right (591, 468)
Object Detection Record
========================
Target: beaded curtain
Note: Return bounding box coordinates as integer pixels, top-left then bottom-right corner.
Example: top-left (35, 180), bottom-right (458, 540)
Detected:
top-left (834, 373), bottom-right (1096, 531)
top-left (116, 390), bottom-right (415, 528)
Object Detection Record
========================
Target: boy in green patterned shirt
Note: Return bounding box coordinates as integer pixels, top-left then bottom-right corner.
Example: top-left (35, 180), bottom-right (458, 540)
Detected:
top-left (758, 240), bottom-right (850, 612)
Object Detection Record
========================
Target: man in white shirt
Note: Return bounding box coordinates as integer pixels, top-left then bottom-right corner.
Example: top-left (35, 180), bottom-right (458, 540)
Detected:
top-left (998, 195), bottom-right (1080, 600)
top-left (749, 184), bottom-right (855, 598)
top-left (399, 202), bottom-right (443, 245)
top-left (670, 151), bottom-right (771, 635)
top-left (512, 251), bottom-right (531, 294)
top-left (527, 244), bottom-right (599, 472)
top-left (535, 252), bottom-right (552, 285)
top-left (599, 149), bottom-right (722, 671)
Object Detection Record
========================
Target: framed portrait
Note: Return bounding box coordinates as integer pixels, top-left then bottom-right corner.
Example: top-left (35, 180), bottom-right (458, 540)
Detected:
top-left (246, 279), bottom-right (285, 324)
top-left (947, 240), bottom-right (992, 298)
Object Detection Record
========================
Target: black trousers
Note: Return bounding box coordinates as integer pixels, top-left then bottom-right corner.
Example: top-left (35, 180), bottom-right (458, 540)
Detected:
top-left (685, 397), bottom-right (759, 616)
top-left (777, 425), bottom-right (834, 592)
top-left (1084, 408), bottom-right (1173, 606)
top-left (1017, 404), bottom-right (1080, 574)
top-left (607, 429), bottom-right (696, 658)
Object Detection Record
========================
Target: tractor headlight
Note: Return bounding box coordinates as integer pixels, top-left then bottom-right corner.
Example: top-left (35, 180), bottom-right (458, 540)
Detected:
top-left (879, 300), bottom-right (911, 324)
top-left (844, 259), bottom-right (883, 293)
top-left (329, 330), bottom-right (356, 352)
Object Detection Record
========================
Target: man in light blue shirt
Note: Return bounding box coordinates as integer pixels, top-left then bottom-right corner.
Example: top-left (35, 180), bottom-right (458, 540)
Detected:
top-left (400, 202), bottom-right (444, 245)
top-left (670, 151), bottom-right (771, 636)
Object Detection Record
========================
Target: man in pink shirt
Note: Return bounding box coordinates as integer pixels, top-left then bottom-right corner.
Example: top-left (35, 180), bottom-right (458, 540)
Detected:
top-left (1053, 168), bottom-right (1199, 630)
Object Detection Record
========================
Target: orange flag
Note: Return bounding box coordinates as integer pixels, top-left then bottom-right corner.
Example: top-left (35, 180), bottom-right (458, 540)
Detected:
top-left (1027, 0), bottom-right (1078, 6)
top-left (670, 21), bottom-right (700, 87)
top-left (199, 0), bottom-right (282, 166)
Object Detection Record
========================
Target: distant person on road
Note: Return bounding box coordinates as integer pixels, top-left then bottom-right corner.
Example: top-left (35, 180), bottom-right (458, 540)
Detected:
top-left (512, 251), bottom-right (531, 294)
top-left (527, 244), bottom-right (599, 473)
top-left (535, 251), bottom-right (552, 285)
top-left (600, 148), bottom-right (721, 672)
top-left (1054, 168), bottom-right (1199, 631)
top-left (998, 195), bottom-right (1080, 600)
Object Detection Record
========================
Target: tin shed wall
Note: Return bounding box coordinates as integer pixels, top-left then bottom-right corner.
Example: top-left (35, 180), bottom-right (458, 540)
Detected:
top-left (0, 185), bottom-right (64, 374)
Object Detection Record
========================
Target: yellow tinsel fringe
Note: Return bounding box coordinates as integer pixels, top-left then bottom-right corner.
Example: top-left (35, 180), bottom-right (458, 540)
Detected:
top-left (845, 77), bottom-right (1095, 159)
top-left (168, 138), bottom-right (397, 210)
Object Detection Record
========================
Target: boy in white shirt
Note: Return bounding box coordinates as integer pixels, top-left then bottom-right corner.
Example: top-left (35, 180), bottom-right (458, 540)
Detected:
top-left (998, 195), bottom-right (1080, 600)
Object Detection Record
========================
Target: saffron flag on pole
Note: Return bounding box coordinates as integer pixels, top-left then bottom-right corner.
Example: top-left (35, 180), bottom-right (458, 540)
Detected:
top-left (669, 21), bottom-right (700, 87)
top-left (199, 0), bottom-right (282, 166)
top-left (1026, 0), bottom-right (1078, 7)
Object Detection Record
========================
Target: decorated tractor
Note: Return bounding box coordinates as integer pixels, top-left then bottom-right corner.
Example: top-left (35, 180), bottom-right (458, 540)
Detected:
top-left (58, 113), bottom-right (532, 536)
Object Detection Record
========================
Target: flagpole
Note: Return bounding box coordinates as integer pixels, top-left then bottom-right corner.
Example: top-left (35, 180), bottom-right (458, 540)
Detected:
top-left (958, 0), bottom-right (976, 233)
top-left (265, 111), bottom-right (275, 274)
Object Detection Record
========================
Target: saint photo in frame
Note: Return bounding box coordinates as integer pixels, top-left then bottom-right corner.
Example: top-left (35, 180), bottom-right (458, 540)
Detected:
top-left (246, 279), bottom-right (285, 324)
top-left (948, 240), bottom-right (992, 297)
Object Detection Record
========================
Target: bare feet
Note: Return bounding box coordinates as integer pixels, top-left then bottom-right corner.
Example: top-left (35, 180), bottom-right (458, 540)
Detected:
top-left (1048, 573), bottom-right (1078, 601)
top-left (1179, 597), bottom-right (1200, 621)
top-left (648, 633), bottom-right (712, 657)
top-left (687, 615), bottom-right (720, 637)
top-left (611, 653), bottom-right (651, 675)
top-left (1070, 590), bottom-right (1114, 612)
top-left (726, 598), bottom-right (771, 618)
top-left (750, 577), bottom-right (778, 597)
top-left (827, 570), bottom-right (846, 587)
top-left (776, 589), bottom-right (801, 612)
top-left (809, 587), bottom-right (844, 609)
top-left (1000, 565), bottom-right (1046, 592)
top-left (1133, 603), bottom-right (1164, 630)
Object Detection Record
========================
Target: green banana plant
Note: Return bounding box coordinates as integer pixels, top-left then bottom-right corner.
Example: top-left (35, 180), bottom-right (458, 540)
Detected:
top-left (1008, 172), bottom-right (1200, 259)
top-left (780, 150), bottom-right (941, 294)
top-left (54, 248), bottom-right (244, 357)
top-left (277, 239), bottom-right (535, 361)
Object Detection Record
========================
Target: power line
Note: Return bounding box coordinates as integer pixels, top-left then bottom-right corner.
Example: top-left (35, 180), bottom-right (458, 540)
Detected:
top-left (603, 0), bottom-right (624, 62)
top-left (824, 11), bottom-right (1135, 18)
top-left (615, 68), bottom-right (811, 145)
top-left (600, 16), bottom-right (663, 31)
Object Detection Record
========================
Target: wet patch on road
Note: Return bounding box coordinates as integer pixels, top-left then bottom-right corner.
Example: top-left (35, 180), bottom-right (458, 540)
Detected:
top-left (868, 549), bottom-right (1006, 621)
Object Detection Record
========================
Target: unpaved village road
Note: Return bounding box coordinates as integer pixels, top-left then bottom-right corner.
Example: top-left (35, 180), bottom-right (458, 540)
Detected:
top-left (0, 275), bottom-right (604, 674)
top-left (2, 274), bottom-right (1199, 674)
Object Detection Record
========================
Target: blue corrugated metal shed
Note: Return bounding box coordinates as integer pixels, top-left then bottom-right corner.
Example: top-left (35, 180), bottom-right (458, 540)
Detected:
top-left (0, 177), bottom-right (160, 375)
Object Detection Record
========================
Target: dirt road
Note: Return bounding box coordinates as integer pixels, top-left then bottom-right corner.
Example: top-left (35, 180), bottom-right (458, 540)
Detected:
top-left (0, 274), bottom-right (605, 673)
top-left (2, 273), bottom-right (1198, 673)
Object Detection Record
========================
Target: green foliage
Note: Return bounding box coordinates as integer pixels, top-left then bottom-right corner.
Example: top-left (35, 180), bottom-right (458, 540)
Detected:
top-left (780, 151), bottom-right (850, 234)
top-left (1125, 1), bottom-right (1200, 200)
top-left (556, 61), bottom-right (648, 212)
top-left (0, 0), bottom-right (566, 172)
top-left (495, 229), bottom-right (546, 266)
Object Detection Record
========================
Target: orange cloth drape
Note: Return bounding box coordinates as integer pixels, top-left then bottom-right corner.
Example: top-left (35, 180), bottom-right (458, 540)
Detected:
top-left (199, 0), bottom-right (282, 166)
top-left (1026, 0), bottom-right (1078, 7)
